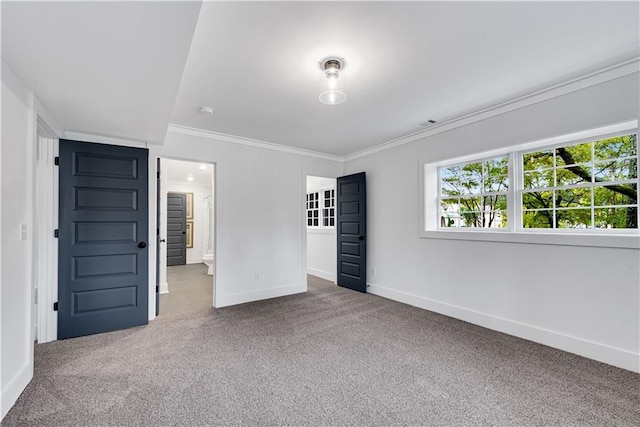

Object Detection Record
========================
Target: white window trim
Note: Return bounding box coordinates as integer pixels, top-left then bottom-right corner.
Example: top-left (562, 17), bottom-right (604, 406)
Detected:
top-left (306, 185), bottom-right (335, 230)
top-left (420, 120), bottom-right (640, 249)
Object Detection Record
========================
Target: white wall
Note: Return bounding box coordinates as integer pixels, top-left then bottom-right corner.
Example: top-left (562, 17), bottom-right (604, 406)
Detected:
top-left (306, 176), bottom-right (336, 282)
top-left (344, 73), bottom-right (640, 372)
top-left (1, 62), bottom-right (34, 418)
top-left (166, 181), bottom-right (212, 264)
top-left (150, 130), bottom-right (344, 308)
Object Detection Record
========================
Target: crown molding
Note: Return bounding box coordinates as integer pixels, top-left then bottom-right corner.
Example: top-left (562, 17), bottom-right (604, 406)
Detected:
top-left (167, 125), bottom-right (344, 163)
top-left (343, 57), bottom-right (640, 162)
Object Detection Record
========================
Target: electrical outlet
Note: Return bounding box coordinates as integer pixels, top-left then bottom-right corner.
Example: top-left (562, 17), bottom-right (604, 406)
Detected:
top-left (372, 267), bottom-right (377, 276)
top-left (254, 272), bottom-right (260, 281)
top-left (20, 224), bottom-right (28, 240)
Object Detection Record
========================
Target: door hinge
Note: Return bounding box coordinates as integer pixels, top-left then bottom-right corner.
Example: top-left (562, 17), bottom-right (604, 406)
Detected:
top-left (54, 157), bottom-right (60, 166)
top-left (54, 229), bottom-right (59, 238)
top-left (53, 302), bottom-right (58, 311)
top-left (157, 171), bottom-right (160, 179)
top-left (156, 285), bottom-right (159, 293)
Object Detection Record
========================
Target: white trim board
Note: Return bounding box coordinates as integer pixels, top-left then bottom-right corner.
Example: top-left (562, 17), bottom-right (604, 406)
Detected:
top-left (167, 125), bottom-right (344, 163)
top-left (307, 268), bottom-right (336, 283)
top-left (1, 363), bottom-right (32, 419)
top-left (367, 283), bottom-right (640, 373)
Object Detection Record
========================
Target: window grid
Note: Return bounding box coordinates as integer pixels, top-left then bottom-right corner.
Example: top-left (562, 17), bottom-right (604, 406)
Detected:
top-left (438, 156), bottom-right (509, 229)
top-left (307, 187), bottom-right (335, 229)
top-left (519, 134), bottom-right (637, 230)
top-left (435, 130), bottom-right (638, 233)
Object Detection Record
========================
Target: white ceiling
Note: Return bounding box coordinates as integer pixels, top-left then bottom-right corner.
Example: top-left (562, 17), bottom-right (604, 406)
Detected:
top-left (165, 158), bottom-right (213, 187)
top-left (1, 1), bottom-right (201, 144)
top-left (171, 1), bottom-right (639, 156)
top-left (2, 2), bottom-right (639, 157)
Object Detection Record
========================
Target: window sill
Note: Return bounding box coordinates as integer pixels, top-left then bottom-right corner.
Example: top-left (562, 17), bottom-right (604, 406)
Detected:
top-left (420, 229), bottom-right (640, 249)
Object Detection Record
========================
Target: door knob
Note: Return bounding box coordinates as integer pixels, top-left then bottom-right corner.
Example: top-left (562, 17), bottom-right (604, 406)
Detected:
top-left (159, 239), bottom-right (166, 243)
top-left (138, 242), bottom-right (147, 248)
top-left (359, 235), bottom-right (366, 241)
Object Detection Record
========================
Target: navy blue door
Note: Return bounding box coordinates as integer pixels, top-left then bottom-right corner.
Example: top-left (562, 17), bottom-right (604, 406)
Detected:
top-left (336, 172), bottom-right (367, 293)
top-left (58, 139), bottom-right (149, 339)
top-left (166, 193), bottom-right (187, 266)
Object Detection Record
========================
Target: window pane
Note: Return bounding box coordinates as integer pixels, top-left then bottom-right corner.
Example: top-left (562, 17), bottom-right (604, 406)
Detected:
top-left (484, 211), bottom-right (507, 228)
top-left (595, 207), bottom-right (637, 229)
top-left (524, 170), bottom-right (553, 189)
top-left (556, 142), bottom-right (592, 166)
top-left (313, 211), bottom-right (318, 218)
top-left (594, 135), bottom-right (637, 160)
top-left (523, 150), bottom-right (553, 171)
top-left (330, 208), bottom-right (334, 217)
top-left (307, 211), bottom-right (312, 218)
top-left (440, 214), bottom-right (459, 228)
top-left (460, 163), bottom-right (482, 195)
top-left (556, 209), bottom-right (592, 229)
top-left (441, 166), bottom-right (462, 196)
top-left (307, 219), bottom-right (312, 226)
top-left (483, 174), bottom-right (509, 192)
top-left (522, 191), bottom-right (553, 210)
top-left (323, 209), bottom-right (328, 217)
top-left (325, 190), bottom-right (331, 199)
top-left (523, 210), bottom-right (553, 228)
top-left (484, 157), bottom-right (508, 177)
top-left (323, 218), bottom-right (329, 227)
top-left (594, 184), bottom-right (637, 206)
top-left (555, 187), bottom-right (591, 208)
top-left (459, 197), bottom-right (481, 212)
top-left (482, 195), bottom-right (507, 211)
top-left (556, 166), bottom-right (591, 186)
top-left (330, 218), bottom-right (334, 227)
top-left (313, 219), bottom-right (318, 226)
top-left (460, 212), bottom-right (483, 228)
top-left (594, 159), bottom-right (637, 182)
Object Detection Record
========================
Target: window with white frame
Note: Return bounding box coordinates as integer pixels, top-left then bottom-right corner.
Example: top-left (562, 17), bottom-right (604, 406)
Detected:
top-left (306, 191), bottom-right (320, 227)
top-left (322, 188), bottom-right (335, 227)
top-left (307, 187), bottom-right (335, 228)
top-left (429, 123), bottom-right (638, 233)
top-left (440, 156), bottom-right (509, 229)
top-left (521, 134), bottom-right (637, 229)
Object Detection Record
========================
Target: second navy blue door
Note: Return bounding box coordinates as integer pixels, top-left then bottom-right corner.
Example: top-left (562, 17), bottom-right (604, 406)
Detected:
top-left (336, 172), bottom-right (367, 293)
top-left (58, 139), bottom-right (149, 339)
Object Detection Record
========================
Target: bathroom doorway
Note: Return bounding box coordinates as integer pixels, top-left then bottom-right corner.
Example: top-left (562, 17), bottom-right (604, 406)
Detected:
top-left (158, 158), bottom-right (215, 316)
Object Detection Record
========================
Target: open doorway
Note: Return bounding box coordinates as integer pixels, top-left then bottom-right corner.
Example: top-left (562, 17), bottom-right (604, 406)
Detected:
top-left (158, 158), bottom-right (215, 317)
top-left (306, 176), bottom-right (337, 283)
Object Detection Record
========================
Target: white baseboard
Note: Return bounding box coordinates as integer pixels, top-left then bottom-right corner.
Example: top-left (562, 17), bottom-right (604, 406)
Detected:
top-left (1, 362), bottom-right (33, 419)
top-left (159, 282), bottom-right (169, 294)
top-left (216, 283), bottom-right (305, 308)
top-left (367, 283), bottom-right (640, 373)
top-left (186, 259), bottom-right (203, 265)
top-left (307, 268), bottom-right (336, 283)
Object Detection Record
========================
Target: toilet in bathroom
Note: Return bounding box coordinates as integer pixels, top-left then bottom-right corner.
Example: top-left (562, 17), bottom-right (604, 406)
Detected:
top-left (202, 252), bottom-right (214, 275)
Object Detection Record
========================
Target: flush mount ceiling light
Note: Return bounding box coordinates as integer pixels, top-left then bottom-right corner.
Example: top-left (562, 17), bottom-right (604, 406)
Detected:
top-left (319, 58), bottom-right (346, 105)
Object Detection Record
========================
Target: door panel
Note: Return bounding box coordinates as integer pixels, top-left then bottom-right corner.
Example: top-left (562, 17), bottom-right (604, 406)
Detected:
top-left (58, 139), bottom-right (149, 339)
top-left (336, 172), bottom-right (367, 292)
top-left (166, 193), bottom-right (186, 266)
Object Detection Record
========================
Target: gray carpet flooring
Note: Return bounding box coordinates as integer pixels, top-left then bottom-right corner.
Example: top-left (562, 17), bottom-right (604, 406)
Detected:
top-left (3, 265), bottom-right (640, 426)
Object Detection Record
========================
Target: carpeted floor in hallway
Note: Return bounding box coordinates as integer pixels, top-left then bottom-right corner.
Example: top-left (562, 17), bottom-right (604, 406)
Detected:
top-left (3, 266), bottom-right (640, 426)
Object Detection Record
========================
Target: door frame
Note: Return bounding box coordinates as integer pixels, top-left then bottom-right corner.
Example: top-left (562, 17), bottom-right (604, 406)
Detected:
top-left (157, 156), bottom-right (217, 308)
top-left (33, 140), bottom-right (218, 341)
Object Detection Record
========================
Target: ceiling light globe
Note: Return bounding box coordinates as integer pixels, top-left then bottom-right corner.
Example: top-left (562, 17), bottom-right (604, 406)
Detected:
top-left (319, 89), bottom-right (346, 105)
